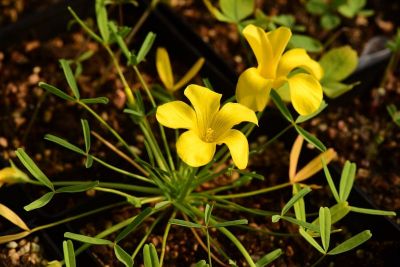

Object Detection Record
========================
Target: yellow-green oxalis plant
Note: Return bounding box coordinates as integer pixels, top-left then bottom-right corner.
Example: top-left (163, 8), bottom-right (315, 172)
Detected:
top-left (236, 24), bottom-right (324, 115)
top-left (156, 84), bottom-right (258, 169)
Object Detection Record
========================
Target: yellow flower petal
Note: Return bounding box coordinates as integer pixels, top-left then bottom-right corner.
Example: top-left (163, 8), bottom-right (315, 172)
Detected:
top-left (156, 47), bottom-right (174, 90)
top-left (289, 135), bottom-right (304, 182)
top-left (293, 148), bottom-right (337, 183)
top-left (177, 130), bottom-right (216, 167)
top-left (184, 85), bottom-right (221, 135)
top-left (212, 103), bottom-right (258, 138)
top-left (242, 24), bottom-right (273, 78)
top-left (236, 67), bottom-right (272, 111)
top-left (0, 203), bottom-right (30, 231)
top-left (288, 73), bottom-right (323, 115)
top-left (219, 129), bottom-right (249, 169)
top-left (266, 26), bottom-right (292, 76)
top-left (173, 57), bottom-right (205, 91)
top-left (156, 101), bottom-right (196, 129)
top-left (277, 48), bottom-right (323, 80)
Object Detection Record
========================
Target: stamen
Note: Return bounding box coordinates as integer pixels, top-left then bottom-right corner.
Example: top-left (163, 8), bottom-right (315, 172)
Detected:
top-left (205, 128), bottom-right (216, 142)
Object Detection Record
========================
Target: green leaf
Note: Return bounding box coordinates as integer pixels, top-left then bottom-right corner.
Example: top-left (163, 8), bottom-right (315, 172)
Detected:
top-left (64, 232), bottom-right (113, 245)
top-left (319, 207), bottom-right (331, 252)
top-left (219, 0), bottom-right (254, 22)
top-left (255, 248), bottom-right (283, 267)
top-left (213, 219), bottom-right (248, 228)
top-left (81, 119), bottom-right (91, 153)
top-left (387, 104), bottom-right (400, 127)
top-left (271, 14), bottom-right (296, 28)
top-left (295, 101), bottom-right (327, 123)
top-left (63, 240), bottom-right (76, 267)
top-left (126, 195), bottom-right (141, 208)
top-left (204, 204), bottom-right (213, 226)
top-left (59, 59), bottom-right (80, 99)
top-left (114, 244), bottom-right (134, 267)
top-left (328, 230), bottom-right (372, 255)
top-left (299, 228), bottom-right (325, 254)
top-left (289, 34), bottom-right (323, 53)
top-left (273, 215), bottom-right (320, 233)
top-left (292, 184), bottom-right (306, 222)
top-left (80, 97), bottom-right (109, 104)
top-left (305, 0), bottom-right (329, 15)
top-left (270, 89), bottom-right (293, 122)
top-left (322, 159), bottom-right (340, 203)
top-left (95, 0), bottom-right (110, 42)
top-left (56, 181), bottom-right (99, 193)
top-left (294, 125), bottom-right (326, 152)
top-left (320, 14), bottom-right (341, 30)
top-left (349, 206), bottom-right (396, 216)
top-left (338, 0), bottom-right (366, 18)
top-left (39, 82), bottom-right (75, 102)
top-left (85, 154), bottom-right (93, 168)
top-left (24, 191), bottom-right (55, 211)
top-left (15, 148), bottom-right (54, 191)
top-left (169, 219), bottom-right (203, 229)
top-left (320, 46), bottom-right (358, 82)
top-left (281, 187), bottom-right (311, 216)
top-left (312, 202), bottom-right (351, 226)
top-left (322, 81), bottom-right (358, 99)
top-left (44, 134), bottom-right (85, 155)
top-left (116, 207), bottom-right (152, 242)
top-left (135, 32), bottom-right (157, 65)
top-left (339, 161), bottom-right (356, 202)
top-left (143, 244), bottom-right (160, 267)
top-left (109, 22), bottom-right (130, 59)
top-left (195, 260), bottom-right (209, 267)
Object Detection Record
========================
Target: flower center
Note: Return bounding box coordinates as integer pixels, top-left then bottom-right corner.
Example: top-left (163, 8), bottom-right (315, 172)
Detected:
top-left (205, 128), bottom-right (216, 142)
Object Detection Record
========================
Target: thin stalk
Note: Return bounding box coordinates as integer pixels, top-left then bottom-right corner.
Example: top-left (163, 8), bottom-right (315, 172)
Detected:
top-left (27, 180), bottom-right (160, 194)
top-left (94, 186), bottom-right (141, 199)
top-left (190, 206), bottom-right (256, 267)
top-left (160, 211), bottom-right (176, 266)
top-left (181, 214), bottom-right (227, 267)
top-left (133, 65), bottom-right (175, 172)
top-left (92, 155), bottom-right (153, 184)
top-left (213, 182), bottom-right (291, 199)
top-left (250, 124), bottom-right (293, 155)
top-left (310, 255), bottom-right (326, 267)
top-left (206, 227), bottom-right (212, 267)
top-left (131, 213), bottom-right (164, 260)
top-left (79, 101), bottom-right (138, 159)
top-left (92, 130), bottom-right (149, 176)
top-left (31, 202), bottom-right (125, 233)
top-left (104, 45), bottom-right (135, 105)
top-left (22, 92), bottom-right (48, 144)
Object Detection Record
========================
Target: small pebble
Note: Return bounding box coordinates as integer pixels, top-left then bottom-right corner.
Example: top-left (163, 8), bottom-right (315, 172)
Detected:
top-left (6, 241), bottom-right (18, 249)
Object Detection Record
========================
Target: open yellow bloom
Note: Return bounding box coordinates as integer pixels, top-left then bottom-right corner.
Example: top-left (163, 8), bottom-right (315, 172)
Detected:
top-left (236, 25), bottom-right (324, 115)
top-left (156, 85), bottom-right (258, 169)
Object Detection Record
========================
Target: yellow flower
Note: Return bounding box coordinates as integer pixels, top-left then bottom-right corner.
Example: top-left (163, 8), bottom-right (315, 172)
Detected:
top-left (0, 166), bottom-right (30, 187)
top-left (156, 85), bottom-right (258, 169)
top-left (156, 47), bottom-right (205, 92)
top-left (236, 25), bottom-right (324, 115)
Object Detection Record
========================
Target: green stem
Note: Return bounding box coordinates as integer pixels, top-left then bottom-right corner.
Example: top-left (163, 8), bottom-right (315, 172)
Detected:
top-left (27, 180), bottom-right (160, 194)
top-left (133, 65), bottom-right (175, 172)
top-left (131, 213), bottom-right (164, 260)
top-left (104, 45), bottom-right (135, 105)
top-left (79, 101), bottom-right (139, 160)
top-left (160, 211), bottom-right (176, 266)
top-left (214, 182), bottom-right (292, 199)
top-left (92, 155), bottom-right (153, 184)
top-left (311, 254), bottom-right (326, 267)
top-left (31, 202), bottom-right (125, 233)
top-left (250, 124), bottom-right (293, 155)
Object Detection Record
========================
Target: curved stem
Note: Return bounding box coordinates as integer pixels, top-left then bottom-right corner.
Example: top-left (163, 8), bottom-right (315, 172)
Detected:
top-left (213, 182), bottom-right (291, 199)
top-left (160, 210), bottom-right (176, 266)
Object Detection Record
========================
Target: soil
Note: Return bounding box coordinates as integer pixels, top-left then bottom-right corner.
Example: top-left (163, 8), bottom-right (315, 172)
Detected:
top-left (0, 1), bottom-right (399, 267)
